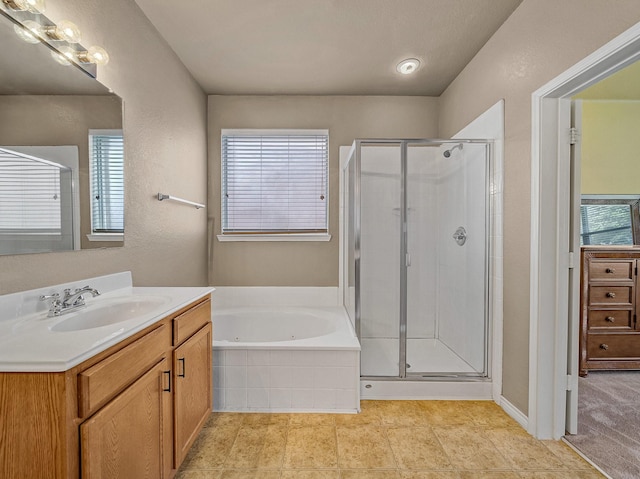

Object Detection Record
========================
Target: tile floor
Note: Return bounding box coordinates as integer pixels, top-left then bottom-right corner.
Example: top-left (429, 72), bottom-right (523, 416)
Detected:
top-left (177, 400), bottom-right (604, 479)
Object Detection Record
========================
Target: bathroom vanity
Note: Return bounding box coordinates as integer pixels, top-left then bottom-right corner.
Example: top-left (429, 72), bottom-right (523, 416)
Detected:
top-left (0, 273), bottom-right (213, 479)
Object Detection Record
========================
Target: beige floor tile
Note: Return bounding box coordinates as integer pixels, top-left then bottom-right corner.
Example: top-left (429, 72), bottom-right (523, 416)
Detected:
top-left (176, 471), bottom-right (223, 479)
top-left (224, 425), bottom-right (286, 469)
top-left (219, 470), bottom-right (281, 479)
top-left (462, 401), bottom-right (521, 428)
top-left (182, 424), bottom-right (241, 469)
top-left (400, 471), bottom-right (462, 479)
top-left (485, 428), bottom-right (565, 470)
top-left (415, 401), bottom-right (474, 426)
top-left (205, 412), bottom-right (246, 428)
top-left (386, 427), bottom-right (452, 470)
top-left (432, 426), bottom-right (510, 470)
top-left (518, 472), bottom-right (606, 479)
top-left (242, 413), bottom-right (290, 426)
top-left (336, 425), bottom-right (397, 469)
top-left (334, 407), bottom-right (381, 426)
top-left (458, 472), bottom-right (520, 479)
top-left (541, 440), bottom-right (596, 470)
top-left (283, 426), bottom-right (337, 469)
top-left (366, 400), bottom-right (430, 426)
top-left (341, 470), bottom-right (402, 479)
top-left (281, 470), bottom-right (340, 479)
top-left (289, 413), bottom-right (336, 426)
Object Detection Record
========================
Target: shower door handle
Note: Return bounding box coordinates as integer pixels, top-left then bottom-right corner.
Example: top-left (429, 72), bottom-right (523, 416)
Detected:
top-left (405, 253), bottom-right (411, 267)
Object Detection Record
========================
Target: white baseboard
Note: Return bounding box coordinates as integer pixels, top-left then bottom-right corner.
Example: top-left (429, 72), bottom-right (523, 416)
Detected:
top-left (500, 395), bottom-right (528, 429)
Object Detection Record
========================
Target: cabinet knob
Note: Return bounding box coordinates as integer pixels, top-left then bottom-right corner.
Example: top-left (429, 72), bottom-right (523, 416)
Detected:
top-left (600, 344), bottom-right (609, 350)
top-left (606, 292), bottom-right (616, 298)
top-left (605, 316), bottom-right (615, 322)
top-left (605, 268), bottom-right (615, 274)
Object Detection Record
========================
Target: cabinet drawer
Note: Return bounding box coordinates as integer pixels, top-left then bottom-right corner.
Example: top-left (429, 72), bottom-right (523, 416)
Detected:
top-left (589, 260), bottom-right (634, 281)
top-left (588, 310), bottom-right (634, 330)
top-left (78, 323), bottom-right (171, 417)
top-left (173, 298), bottom-right (211, 346)
top-left (587, 333), bottom-right (640, 360)
top-left (589, 286), bottom-right (633, 306)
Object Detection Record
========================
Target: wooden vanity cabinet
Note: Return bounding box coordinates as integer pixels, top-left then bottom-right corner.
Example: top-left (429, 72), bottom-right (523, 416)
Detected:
top-left (580, 248), bottom-right (640, 376)
top-left (0, 295), bottom-right (212, 479)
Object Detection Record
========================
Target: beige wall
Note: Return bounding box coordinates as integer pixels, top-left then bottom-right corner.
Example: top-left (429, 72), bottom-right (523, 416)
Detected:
top-left (0, 95), bottom-right (122, 249)
top-left (439, 0), bottom-right (640, 413)
top-left (581, 101), bottom-right (640, 194)
top-left (208, 95), bottom-right (439, 286)
top-left (0, 0), bottom-right (208, 294)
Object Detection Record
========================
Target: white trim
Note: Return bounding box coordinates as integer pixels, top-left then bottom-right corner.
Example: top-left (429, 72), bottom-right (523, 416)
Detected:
top-left (530, 21), bottom-right (640, 439)
top-left (500, 395), bottom-right (529, 430)
top-left (561, 438), bottom-right (613, 479)
top-left (221, 128), bottom-right (329, 137)
top-left (216, 233), bottom-right (331, 242)
top-left (86, 233), bottom-right (123, 242)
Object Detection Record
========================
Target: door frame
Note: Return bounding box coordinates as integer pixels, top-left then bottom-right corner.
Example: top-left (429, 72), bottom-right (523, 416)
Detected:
top-left (529, 21), bottom-right (640, 439)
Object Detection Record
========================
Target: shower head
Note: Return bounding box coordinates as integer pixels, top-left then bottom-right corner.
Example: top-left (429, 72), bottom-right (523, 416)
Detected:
top-left (443, 143), bottom-right (463, 158)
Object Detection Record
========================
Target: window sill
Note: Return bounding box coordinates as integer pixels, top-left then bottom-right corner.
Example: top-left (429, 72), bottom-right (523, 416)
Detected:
top-left (86, 233), bottom-right (124, 242)
top-left (217, 233), bottom-right (331, 242)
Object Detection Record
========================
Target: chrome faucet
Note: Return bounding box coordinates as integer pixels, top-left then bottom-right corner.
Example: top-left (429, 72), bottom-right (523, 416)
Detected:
top-left (40, 285), bottom-right (101, 317)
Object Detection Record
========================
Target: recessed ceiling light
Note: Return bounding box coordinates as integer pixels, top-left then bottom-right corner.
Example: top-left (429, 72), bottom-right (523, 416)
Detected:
top-left (396, 58), bottom-right (421, 75)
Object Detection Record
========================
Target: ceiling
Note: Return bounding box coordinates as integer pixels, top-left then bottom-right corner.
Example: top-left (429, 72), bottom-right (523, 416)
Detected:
top-left (134, 0), bottom-right (523, 96)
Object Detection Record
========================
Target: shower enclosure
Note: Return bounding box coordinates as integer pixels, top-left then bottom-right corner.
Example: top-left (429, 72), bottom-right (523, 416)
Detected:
top-left (343, 139), bottom-right (491, 380)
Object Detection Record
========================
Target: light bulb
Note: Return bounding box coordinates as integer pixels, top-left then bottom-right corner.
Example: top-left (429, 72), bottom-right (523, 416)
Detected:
top-left (51, 45), bottom-right (75, 66)
top-left (13, 20), bottom-right (41, 44)
top-left (396, 58), bottom-right (421, 75)
top-left (43, 20), bottom-right (81, 43)
top-left (2, 0), bottom-right (46, 13)
top-left (77, 45), bottom-right (109, 65)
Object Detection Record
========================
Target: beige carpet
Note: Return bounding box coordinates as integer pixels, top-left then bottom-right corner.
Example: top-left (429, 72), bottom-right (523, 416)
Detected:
top-left (565, 371), bottom-right (640, 479)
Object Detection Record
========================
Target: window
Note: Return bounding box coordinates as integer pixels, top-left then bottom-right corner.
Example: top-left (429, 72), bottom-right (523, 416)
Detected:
top-left (580, 196), bottom-right (640, 245)
top-left (89, 130), bottom-right (124, 238)
top-left (221, 129), bottom-right (329, 240)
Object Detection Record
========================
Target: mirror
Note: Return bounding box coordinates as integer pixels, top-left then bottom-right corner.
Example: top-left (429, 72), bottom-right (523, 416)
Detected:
top-left (0, 10), bottom-right (124, 255)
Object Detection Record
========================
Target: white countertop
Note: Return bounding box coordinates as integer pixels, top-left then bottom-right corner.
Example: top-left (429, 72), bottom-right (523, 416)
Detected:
top-left (0, 272), bottom-right (214, 372)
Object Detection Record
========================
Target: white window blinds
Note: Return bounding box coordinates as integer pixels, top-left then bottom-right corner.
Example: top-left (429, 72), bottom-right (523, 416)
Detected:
top-left (0, 147), bottom-right (64, 233)
top-left (89, 130), bottom-right (124, 233)
top-left (221, 130), bottom-right (328, 234)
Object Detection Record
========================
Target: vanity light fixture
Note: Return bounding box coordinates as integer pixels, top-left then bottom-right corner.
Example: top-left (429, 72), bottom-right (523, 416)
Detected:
top-left (77, 45), bottom-right (109, 65)
top-left (42, 19), bottom-right (80, 42)
top-left (2, 0), bottom-right (45, 14)
top-left (50, 45), bottom-right (75, 66)
top-left (13, 18), bottom-right (40, 43)
top-left (396, 58), bottom-right (421, 75)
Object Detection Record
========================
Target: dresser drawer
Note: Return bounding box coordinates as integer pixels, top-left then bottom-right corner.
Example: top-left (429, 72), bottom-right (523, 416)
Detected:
top-left (589, 286), bottom-right (633, 306)
top-left (173, 298), bottom-right (211, 346)
top-left (587, 333), bottom-right (640, 360)
top-left (588, 310), bottom-right (634, 330)
top-left (78, 323), bottom-right (171, 417)
top-left (589, 260), bottom-right (634, 281)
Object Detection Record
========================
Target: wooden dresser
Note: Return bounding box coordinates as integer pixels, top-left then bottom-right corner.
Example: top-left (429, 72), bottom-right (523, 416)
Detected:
top-left (580, 247), bottom-right (640, 376)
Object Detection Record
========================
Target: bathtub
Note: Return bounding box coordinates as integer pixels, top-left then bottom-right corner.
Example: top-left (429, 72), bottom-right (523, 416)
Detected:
top-left (212, 306), bottom-right (360, 413)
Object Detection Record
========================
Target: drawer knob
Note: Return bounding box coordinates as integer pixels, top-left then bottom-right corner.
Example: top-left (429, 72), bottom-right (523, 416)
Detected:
top-left (606, 292), bottom-right (616, 298)
top-left (600, 343), bottom-right (609, 350)
top-left (605, 316), bottom-right (616, 322)
top-left (606, 268), bottom-right (616, 274)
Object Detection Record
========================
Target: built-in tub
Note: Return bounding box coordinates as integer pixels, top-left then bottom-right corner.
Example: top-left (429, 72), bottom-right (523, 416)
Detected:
top-left (212, 306), bottom-right (360, 413)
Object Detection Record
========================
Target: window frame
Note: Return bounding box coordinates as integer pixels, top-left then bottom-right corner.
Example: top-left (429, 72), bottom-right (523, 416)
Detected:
top-left (580, 195), bottom-right (640, 246)
top-left (218, 129), bottom-right (331, 242)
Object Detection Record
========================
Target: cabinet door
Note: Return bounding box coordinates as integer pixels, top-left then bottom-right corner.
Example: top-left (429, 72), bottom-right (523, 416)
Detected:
top-left (80, 358), bottom-right (172, 479)
top-left (174, 323), bottom-right (212, 467)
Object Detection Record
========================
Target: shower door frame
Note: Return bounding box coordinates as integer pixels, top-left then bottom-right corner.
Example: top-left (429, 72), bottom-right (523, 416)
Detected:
top-left (348, 138), bottom-right (493, 381)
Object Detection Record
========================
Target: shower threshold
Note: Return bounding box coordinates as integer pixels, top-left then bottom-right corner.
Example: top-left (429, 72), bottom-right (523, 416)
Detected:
top-left (360, 377), bottom-right (492, 400)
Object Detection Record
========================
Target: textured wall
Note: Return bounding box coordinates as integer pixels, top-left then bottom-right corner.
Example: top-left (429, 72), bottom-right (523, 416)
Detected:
top-left (0, 0), bottom-right (208, 294)
top-left (438, 0), bottom-right (640, 413)
top-left (208, 95), bottom-right (439, 286)
top-left (581, 101), bottom-right (640, 194)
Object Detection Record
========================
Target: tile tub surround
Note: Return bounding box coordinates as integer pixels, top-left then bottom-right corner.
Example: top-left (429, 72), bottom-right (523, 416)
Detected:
top-left (176, 400), bottom-right (604, 478)
top-left (213, 349), bottom-right (360, 413)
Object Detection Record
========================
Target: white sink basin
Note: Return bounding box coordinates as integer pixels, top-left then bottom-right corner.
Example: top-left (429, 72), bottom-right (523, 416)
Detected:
top-left (50, 296), bottom-right (170, 332)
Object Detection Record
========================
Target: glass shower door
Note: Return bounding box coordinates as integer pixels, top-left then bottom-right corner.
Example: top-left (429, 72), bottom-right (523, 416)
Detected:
top-left (358, 142), bottom-right (402, 377)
